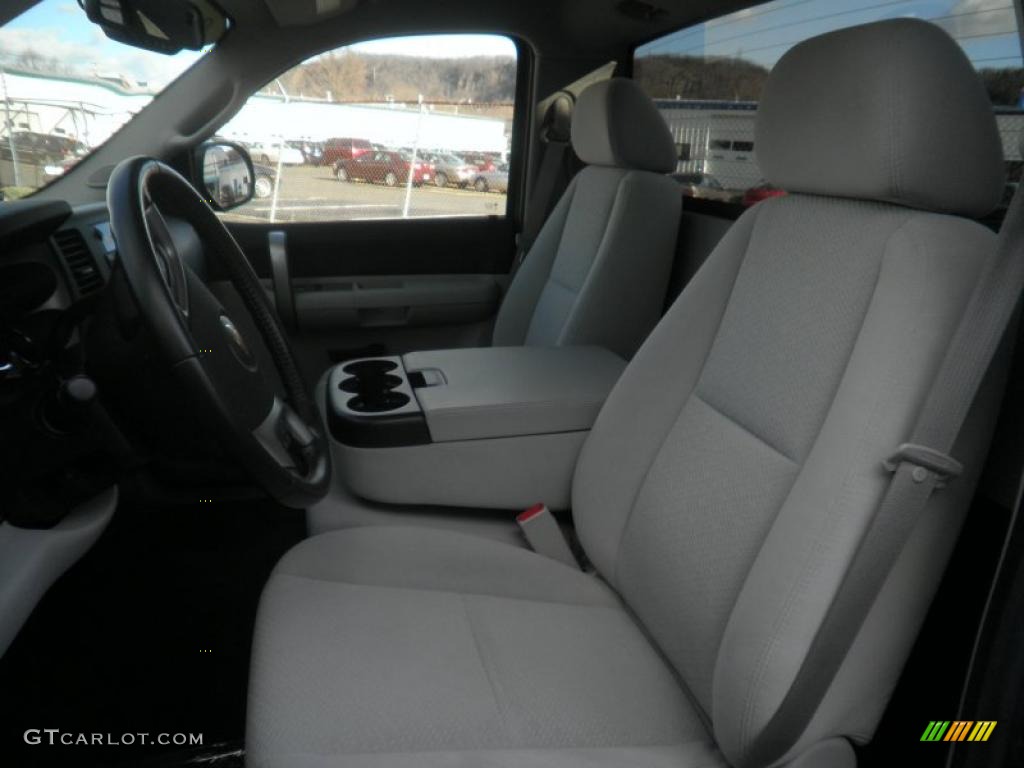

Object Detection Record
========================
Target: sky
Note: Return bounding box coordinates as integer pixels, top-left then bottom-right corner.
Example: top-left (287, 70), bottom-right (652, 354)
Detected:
top-left (637, 0), bottom-right (1023, 70)
top-left (3, 0), bottom-right (1011, 88)
top-left (350, 34), bottom-right (516, 59)
top-left (0, 1), bottom-right (202, 86)
top-left (0, 1), bottom-right (516, 91)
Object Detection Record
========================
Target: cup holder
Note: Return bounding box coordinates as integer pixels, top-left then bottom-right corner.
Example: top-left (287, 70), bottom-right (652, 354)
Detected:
top-left (339, 374), bottom-right (403, 394)
top-left (348, 391), bottom-right (411, 413)
top-left (338, 358), bottom-right (412, 414)
top-left (343, 360), bottom-right (397, 377)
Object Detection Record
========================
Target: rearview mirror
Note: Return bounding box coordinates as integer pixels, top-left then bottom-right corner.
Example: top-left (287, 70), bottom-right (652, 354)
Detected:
top-left (83, 0), bottom-right (228, 55)
top-left (196, 141), bottom-right (254, 211)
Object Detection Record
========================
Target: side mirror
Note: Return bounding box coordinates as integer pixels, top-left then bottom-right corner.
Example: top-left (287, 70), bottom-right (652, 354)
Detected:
top-left (195, 141), bottom-right (254, 211)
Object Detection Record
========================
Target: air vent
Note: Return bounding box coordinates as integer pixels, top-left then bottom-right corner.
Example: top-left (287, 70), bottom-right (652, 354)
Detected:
top-left (52, 228), bottom-right (103, 297)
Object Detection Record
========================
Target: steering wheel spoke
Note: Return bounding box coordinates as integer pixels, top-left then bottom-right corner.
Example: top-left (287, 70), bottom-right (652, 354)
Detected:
top-left (253, 397), bottom-right (327, 478)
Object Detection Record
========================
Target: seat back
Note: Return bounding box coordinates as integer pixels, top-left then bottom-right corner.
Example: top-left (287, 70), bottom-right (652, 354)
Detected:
top-left (492, 78), bottom-right (680, 359)
top-left (572, 19), bottom-right (1006, 765)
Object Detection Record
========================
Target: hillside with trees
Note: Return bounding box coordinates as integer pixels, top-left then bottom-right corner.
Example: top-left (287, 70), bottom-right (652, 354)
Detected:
top-left (979, 68), bottom-right (1024, 107)
top-left (634, 55), bottom-right (769, 101)
top-left (266, 51), bottom-right (517, 107)
top-left (635, 54), bottom-right (1024, 108)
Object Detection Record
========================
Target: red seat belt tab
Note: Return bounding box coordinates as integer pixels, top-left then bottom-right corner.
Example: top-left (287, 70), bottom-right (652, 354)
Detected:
top-left (516, 504), bottom-right (579, 568)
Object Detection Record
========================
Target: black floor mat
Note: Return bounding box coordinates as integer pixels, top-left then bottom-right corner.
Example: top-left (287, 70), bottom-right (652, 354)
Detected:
top-left (0, 496), bottom-right (304, 767)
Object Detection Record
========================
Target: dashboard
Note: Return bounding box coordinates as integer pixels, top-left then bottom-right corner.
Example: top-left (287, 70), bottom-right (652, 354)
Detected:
top-left (0, 200), bottom-right (119, 525)
top-left (0, 193), bottom-right (219, 659)
top-left (0, 200), bottom-right (114, 323)
top-left (0, 200), bottom-right (122, 371)
top-left (0, 197), bottom-right (131, 656)
top-left (0, 197), bottom-right (206, 528)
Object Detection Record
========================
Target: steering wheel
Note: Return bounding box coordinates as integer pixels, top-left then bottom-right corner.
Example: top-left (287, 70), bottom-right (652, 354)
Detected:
top-left (106, 156), bottom-right (330, 508)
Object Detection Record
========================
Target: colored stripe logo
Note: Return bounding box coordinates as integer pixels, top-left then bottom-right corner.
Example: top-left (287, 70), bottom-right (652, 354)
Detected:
top-left (921, 721), bottom-right (996, 742)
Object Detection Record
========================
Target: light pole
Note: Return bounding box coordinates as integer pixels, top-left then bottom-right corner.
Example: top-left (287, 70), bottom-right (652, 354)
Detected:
top-left (402, 95), bottom-right (425, 219)
top-left (269, 78), bottom-right (289, 223)
top-left (0, 64), bottom-right (23, 188)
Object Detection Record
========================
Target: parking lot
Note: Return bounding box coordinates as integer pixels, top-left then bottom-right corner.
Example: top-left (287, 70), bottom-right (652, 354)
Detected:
top-left (222, 164), bottom-right (507, 223)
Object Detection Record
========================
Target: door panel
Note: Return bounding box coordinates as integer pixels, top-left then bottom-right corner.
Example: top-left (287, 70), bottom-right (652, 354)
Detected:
top-left (226, 216), bottom-right (515, 384)
top-left (292, 274), bottom-right (500, 331)
top-left (229, 216), bottom-right (515, 278)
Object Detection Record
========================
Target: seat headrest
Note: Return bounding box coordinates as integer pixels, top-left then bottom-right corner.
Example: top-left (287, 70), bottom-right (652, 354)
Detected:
top-left (755, 18), bottom-right (1005, 218)
top-left (571, 78), bottom-right (677, 173)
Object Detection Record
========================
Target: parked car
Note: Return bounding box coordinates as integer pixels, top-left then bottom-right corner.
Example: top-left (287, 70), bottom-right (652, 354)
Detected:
top-left (246, 141), bottom-right (304, 165)
top-left (0, 131), bottom-right (86, 166)
top-left (253, 163), bottom-right (277, 199)
top-left (471, 163), bottom-right (509, 193)
top-left (460, 152), bottom-right (499, 172)
top-left (286, 140), bottom-right (323, 165)
top-left (422, 152), bottom-right (477, 188)
top-left (742, 180), bottom-right (787, 207)
top-left (334, 150), bottom-right (434, 186)
top-left (671, 172), bottom-right (738, 202)
top-left (322, 137), bottom-right (374, 166)
top-left (673, 171), bottom-right (719, 193)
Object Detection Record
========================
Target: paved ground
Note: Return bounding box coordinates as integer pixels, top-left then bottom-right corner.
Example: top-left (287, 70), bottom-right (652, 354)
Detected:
top-left (222, 164), bottom-right (507, 223)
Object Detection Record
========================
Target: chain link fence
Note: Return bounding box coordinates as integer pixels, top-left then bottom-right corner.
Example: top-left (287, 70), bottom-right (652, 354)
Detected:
top-left (658, 101), bottom-right (760, 202)
top-left (0, 82), bottom-right (514, 221)
top-left (996, 108), bottom-right (1024, 199)
top-left (218, 100), bottom-right (513, 224)
top-left (1, 82), bottom-right (1021, 213)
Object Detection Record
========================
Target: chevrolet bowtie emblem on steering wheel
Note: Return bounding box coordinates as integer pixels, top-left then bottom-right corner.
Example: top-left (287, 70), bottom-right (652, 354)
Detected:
top-left (218, 314), bottom-right (257, 372)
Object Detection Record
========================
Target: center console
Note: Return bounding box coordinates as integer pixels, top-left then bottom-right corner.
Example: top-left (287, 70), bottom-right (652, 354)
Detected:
top-left (324, 346), bottom-right (627, 510)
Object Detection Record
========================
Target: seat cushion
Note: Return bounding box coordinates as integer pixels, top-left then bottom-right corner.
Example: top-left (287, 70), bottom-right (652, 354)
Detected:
top-left (492, 165), bottom-right (680, 358)
top-left (247, 527), bottom-right (723, 768)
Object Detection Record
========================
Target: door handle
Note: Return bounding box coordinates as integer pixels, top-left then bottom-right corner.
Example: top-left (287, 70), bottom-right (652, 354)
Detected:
top-left (268, 230), bottom-right (296, 330)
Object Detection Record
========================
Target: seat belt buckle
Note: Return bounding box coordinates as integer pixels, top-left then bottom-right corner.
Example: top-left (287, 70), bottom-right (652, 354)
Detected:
top-left (883, 443), bottom-right (964, 488)
top-left (516, 504), bottom-right (579, 568)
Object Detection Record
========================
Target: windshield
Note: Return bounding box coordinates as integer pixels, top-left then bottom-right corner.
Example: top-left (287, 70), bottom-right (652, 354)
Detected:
top-left (0, 0), bottom-right (207, 199)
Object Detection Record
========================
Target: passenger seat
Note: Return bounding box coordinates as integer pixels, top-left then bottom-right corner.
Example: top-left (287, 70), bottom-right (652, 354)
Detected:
top-left (492, 78), bottom-right (680, 359)
top-left (251, 21), bottom-right (1010, 767)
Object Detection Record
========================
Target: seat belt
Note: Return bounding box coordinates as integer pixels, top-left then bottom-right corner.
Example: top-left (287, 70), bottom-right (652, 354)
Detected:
top-left (511, 91), bottom-right (575, 274)
top-left (743, 185), bottom-right (1024, 768)
top-left (516, 503), bottom-right (580, 569)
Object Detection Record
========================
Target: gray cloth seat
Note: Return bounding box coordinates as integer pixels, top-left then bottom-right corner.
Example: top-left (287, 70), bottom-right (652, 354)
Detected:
top-left (247, 527), bottom-right (726, 768)
top-left (492, 77), bottom-right (680, 359)
top-left (248, 19), bottom-right (1008, 768)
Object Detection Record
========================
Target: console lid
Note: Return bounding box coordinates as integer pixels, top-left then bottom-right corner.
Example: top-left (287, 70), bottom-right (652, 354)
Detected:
top-left (403, 346), bottom-right (626, 442)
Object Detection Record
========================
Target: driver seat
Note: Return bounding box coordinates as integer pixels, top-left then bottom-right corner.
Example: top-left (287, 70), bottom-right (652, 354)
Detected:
top-left (247, 20), bottom-right (1007, 767)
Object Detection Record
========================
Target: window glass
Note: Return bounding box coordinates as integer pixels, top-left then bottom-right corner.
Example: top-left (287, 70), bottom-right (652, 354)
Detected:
top-left (0, 0), bottom-right (206, 198)
top-left (635, 0), bottom-right (1024, 207)
top-left (220, 34), bottom-right (517, 223)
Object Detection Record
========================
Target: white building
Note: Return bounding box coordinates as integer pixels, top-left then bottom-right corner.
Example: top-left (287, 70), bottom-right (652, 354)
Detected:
top-left (219, 93), bottom-right (508, 153)
top-left (0, 67), bottom-right (508, 166)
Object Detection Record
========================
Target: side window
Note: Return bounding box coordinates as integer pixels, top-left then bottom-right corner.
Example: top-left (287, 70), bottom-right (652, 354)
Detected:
top-left (221, 34), bottom-right (517, 223)
top-left (635, 0), bottom-right (1024, 209)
